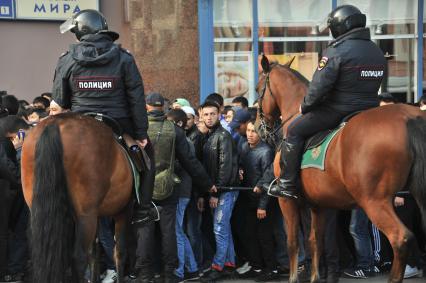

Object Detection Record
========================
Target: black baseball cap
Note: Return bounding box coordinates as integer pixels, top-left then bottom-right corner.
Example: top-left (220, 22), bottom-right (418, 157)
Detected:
top-left (146, 92), bottom-right (164, 106)
top-left (229, 109), bottom-right (251, 130)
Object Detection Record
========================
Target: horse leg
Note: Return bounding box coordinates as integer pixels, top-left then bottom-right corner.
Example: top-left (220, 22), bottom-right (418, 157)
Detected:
top-left (89, 229), bottom-right (100, 283)
top-left (279, 198), bottom-right (300, 283)
top-left (74, 215), bottom-right (98, 283)
top-left (114, 206), bottom-right (130, 283)
top-left (363, 201), bottom-right (413, 283)
top-left (309, 208), bottom-right (325, 283)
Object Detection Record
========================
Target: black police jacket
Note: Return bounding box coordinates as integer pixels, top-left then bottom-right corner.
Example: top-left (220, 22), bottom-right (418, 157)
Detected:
top-left (202, 123), bottom-right (239, 193)
top-left (301, 28), bottom-right (386, 114)
top-left (239, 141), bottom-right (274, 209)
top-left (52, 34), bottom-right (148, 139)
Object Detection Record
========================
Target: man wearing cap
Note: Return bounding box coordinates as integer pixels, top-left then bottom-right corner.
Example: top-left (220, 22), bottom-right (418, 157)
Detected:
top-left (378, 92), bottom-right (396, 106)
top-left (52, 9), bottom-right (156, 225)
top-left (139, 93), bottom-right (216, 283)
top-left (172, 98), bottom-right (191, 109)
top-left (228, 109), bottom-right (252, 152)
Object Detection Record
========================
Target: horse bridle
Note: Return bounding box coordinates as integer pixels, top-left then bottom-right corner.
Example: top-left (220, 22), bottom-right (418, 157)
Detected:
top-left (257, 67), bottom-right (297, 146)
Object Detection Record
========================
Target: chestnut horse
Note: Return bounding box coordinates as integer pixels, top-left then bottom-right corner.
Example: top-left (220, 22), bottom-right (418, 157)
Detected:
top-left (255, 55), bottom-right (426, 283)
top-left (21, 113), bottom-right (133, 283)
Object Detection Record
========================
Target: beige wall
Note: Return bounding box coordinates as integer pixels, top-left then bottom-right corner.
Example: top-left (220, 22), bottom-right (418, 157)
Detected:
top-left (0, 0), bottom-right (131, 102)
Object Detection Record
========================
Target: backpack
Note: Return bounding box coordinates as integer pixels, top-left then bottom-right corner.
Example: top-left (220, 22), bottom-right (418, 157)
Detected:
top-left (148, 116), bottom-right (179, 201)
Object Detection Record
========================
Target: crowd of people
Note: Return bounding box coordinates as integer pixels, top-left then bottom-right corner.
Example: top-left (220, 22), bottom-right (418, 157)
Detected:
top-left (1, 5), bottom-right (426, 283)
top-left (0, 90), bottom-right (425, 283)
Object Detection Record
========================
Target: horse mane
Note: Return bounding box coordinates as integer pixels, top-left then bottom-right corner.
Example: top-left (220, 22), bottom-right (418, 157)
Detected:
top-left (270, 62), bottom-right (310, 87)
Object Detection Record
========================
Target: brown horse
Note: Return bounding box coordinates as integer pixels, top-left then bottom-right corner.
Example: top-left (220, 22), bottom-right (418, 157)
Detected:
top-left (21, 113), bottom-right (133, 283)
top-left (255, 55), bottom-right (426, 283)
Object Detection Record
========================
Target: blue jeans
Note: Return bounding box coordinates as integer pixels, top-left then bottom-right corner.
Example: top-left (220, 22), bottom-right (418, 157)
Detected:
top-left (98, 217), bottom-right (115, 270)
top-left (175, 198), bottom-right (198, 278)
top-left (212, 191), bottom-right (238, 269)
top-left (186, 197), bottom-right (203, 268)
top-left (350, 208), bottom-right (373, 270)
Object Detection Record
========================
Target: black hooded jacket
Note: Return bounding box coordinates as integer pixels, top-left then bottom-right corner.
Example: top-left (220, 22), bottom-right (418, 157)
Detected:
top-left (52, 34), bottom-right (148, 139)
top-left (301, 28), bottom-right (386, 114)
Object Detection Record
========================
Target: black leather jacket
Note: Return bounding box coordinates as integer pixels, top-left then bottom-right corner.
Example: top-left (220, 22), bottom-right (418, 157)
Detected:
top-left (239, 141), bottom-right (274, 209)
top-left (302, 28), bottom-right (386, 114)
top-left (186, 124), bottom-right (205, 162)
top-left (52, 34), bottom-right (148, 139)
top-left (202, 123), bottom-right (238, 192)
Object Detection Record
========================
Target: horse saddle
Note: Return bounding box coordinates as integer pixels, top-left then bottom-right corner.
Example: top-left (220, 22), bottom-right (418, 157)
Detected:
top-left (303, 111), bottom-right (361, 151)
top-left (83, 112), bottom-right (150, 173)
top-left (301, 111), bottom-right (361, 170)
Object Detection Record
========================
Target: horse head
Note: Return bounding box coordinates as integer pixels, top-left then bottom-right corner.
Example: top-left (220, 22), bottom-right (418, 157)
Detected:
top-left (255, 54), bottom-right (306, 144)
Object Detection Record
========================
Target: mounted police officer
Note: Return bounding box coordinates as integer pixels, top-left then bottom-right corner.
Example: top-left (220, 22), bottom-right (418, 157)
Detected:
top-left (52, 9), bottom-right (157, 224)
top-left (268, 5), bottom-right (386, 198)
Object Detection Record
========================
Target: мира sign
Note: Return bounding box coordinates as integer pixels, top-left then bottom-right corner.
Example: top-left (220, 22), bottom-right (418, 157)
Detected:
top-left (0, 0), bottom-right (99, 21)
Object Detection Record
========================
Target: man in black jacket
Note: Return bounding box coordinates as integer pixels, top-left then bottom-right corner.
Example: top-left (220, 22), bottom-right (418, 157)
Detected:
top-left (135, 93), bottom-right (216, 283)
top-left (269, 5), bottom-right (386, 198)
top-left (53, 9), bottom-right (155, 224)
top-left (239, 121), bottom-right (279, 281)
top-left (200, 101), bottom-right (239, 282)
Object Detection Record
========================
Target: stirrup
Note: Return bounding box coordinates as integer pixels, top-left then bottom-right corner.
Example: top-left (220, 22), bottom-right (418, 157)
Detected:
top-left (131, 202), bottom-right (161, 226)
top-left (267, 178), bottom-right (298, 199)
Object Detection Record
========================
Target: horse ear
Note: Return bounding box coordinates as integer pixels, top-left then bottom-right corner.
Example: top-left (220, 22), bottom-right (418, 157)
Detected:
top-left (261, 54), bottom-right (270, 73)
top-left (285, 56), bottom-right (296, 68)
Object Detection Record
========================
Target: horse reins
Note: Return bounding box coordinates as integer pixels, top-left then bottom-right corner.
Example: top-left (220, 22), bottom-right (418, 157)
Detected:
top-left (257, 66), bottom-right (297, 146)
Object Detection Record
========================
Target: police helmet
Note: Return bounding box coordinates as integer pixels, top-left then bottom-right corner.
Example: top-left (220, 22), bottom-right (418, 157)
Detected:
top-left (60, 9), bottom-right (119, 41)
top-left (326, 5), bottom-right (366, 38)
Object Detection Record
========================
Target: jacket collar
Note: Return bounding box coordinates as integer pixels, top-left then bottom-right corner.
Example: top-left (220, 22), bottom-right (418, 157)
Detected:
top-left (329, 27), bottom-right (370, 47)
top-left (208, 121), bottom-right (221, 135)
top-left (148, 110), bottom-right (165, 121)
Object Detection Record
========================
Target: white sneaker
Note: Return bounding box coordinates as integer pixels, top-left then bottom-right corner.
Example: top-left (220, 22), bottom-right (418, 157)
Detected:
top-left (236, 261), bottom-right (251, 274)
top-left (102, 269), bottom-right (117, 283)
top-left (404, 265), bottom-right (422, 279)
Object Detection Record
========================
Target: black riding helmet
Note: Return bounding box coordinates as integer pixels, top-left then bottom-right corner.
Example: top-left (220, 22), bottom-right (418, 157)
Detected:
top-left (326, 5), bottom-right (366, 38)
top-left (59, 9), bottom-right (119, 41)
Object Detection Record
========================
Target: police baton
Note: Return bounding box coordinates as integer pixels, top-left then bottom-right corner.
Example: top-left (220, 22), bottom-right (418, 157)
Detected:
top-left (216, 186), bottom-right (254, 192)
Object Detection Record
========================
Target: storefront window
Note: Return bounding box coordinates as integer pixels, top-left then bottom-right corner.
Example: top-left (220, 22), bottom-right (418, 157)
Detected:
top-left (376, 39), bottom-right (416, 102)
top-left (258, 0), bottom-right (331, 38)
top-left (214, 0), bottom-right (252, 38)
top-left (259, 41), bottom-right (328, 81)
top-left (257, 0), bottom-right (331, 82)
top-left (213, 0), bottom-right (253, 104)
top-left (338, 0), bottom-right (416, 35)
top-left (214, 44), bottom-right (253, 104)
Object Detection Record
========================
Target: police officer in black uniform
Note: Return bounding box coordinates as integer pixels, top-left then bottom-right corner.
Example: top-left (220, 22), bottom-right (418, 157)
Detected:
top-left (269, 5), bottom-right (386, 198)
top-left (52, 9), bottom-right (157, 224)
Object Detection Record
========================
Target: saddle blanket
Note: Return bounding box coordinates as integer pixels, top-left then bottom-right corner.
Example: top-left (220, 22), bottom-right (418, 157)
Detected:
top-left (301, 126), bottom-right (344, 170)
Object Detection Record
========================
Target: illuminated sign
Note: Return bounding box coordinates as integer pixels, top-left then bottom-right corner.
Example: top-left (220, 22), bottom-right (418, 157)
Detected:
top-left (0, 0), bottom-right (99, 21)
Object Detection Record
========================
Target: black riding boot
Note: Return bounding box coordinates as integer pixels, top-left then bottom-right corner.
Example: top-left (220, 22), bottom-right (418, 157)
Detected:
top-left (268, 141), bottom-right (304, 198)
top-left (131, 143), bottom-right (161, 226)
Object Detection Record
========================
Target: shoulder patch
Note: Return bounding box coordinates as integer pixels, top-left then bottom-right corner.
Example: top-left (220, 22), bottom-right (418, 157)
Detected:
top-left (317, 57), bottom-right (328, 71)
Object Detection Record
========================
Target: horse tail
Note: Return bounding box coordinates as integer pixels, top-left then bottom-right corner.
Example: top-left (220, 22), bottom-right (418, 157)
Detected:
top-left (31, 122), bottom-right (74, 283)
top-left (407, 117), bottom-right (426, 232)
